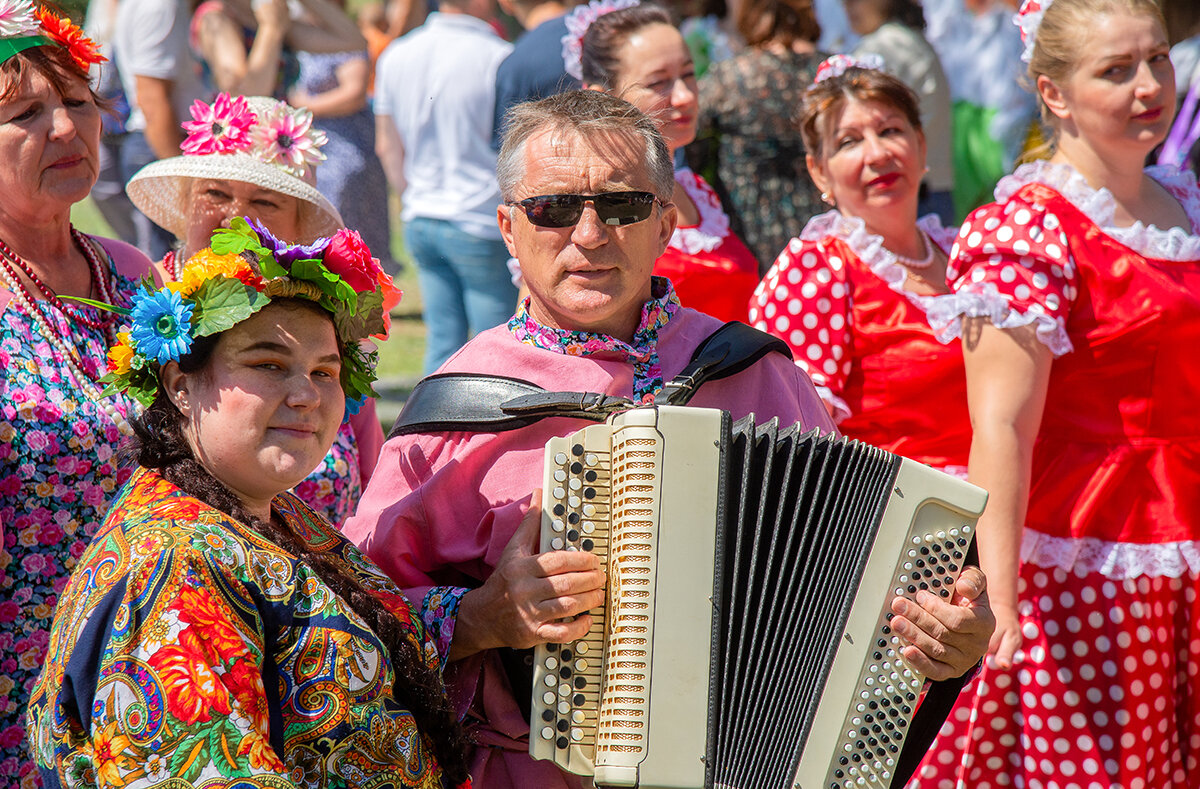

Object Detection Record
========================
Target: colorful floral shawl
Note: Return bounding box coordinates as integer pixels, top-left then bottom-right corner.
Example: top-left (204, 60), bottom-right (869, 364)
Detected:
top-left (26, 467), bottom-right (446, 789)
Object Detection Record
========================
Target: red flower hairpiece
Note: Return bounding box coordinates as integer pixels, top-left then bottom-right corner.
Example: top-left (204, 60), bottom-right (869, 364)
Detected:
top-left (34, 7), bottom-right (104, 73)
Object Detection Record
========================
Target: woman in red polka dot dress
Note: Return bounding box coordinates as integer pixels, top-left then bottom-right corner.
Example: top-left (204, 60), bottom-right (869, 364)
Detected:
top-left (749, 56), bottom-right (972, 475)
top-left (909, 0), bottom-right (1200, 786)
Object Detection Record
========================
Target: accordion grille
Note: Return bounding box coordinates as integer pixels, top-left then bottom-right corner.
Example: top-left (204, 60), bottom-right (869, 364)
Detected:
top-left (595, 427), bottom-right (664, 766)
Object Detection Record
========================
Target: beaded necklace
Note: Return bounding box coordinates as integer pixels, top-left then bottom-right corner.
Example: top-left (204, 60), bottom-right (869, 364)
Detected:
top-left (0, 230), bottom-right (133, 435)
top-left (0, 228), bottom-right (117, 329)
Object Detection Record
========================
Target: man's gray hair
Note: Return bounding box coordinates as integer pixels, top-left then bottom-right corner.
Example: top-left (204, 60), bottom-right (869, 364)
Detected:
top-left (496, 90), bottom-right (675, 203)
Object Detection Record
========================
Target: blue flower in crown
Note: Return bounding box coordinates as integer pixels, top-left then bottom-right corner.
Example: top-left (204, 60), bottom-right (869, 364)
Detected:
top-left (130, 288), bottom-right (194, 364)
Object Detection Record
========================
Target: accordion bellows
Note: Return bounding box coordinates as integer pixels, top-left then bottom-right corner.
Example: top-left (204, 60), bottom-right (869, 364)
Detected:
top-left (529, 406), bottom-right (987, 789)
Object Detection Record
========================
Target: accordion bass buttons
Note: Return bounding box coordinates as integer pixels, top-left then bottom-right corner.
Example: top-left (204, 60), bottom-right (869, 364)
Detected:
top-left (531, 427), bottom-right (613, 776)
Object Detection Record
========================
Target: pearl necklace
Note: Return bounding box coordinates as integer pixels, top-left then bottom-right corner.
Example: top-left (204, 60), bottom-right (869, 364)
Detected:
top-left (890, 230), bottom-right (936, 270)
top-left (0, 236), bottom-right (133, 436)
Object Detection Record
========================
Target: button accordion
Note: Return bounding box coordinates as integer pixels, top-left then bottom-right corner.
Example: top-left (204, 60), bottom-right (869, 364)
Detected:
top-left (529, 405), bottom-right (987, 789)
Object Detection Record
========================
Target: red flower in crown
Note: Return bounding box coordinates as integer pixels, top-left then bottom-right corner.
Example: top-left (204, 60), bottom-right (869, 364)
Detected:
top-left (33, 8), bottom-right (105, 73)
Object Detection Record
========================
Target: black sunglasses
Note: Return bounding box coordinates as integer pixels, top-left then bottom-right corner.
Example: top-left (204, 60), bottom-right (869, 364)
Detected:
top-left (507, 191), bottom-right (663, 228)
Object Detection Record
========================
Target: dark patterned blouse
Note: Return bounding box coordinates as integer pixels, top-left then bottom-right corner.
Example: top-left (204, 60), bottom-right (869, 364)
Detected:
top-left (692, 47), bottom-right (828, 275)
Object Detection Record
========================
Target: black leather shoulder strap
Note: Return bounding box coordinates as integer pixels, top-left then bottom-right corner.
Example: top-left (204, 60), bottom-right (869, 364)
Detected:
top-left (387, 373), bottom-right (549, 438)
top-left (657, 321), bottom-right (793, 406)
top-left (387, 373), bottom-right (631, 439)
top-left (387, 322), bottom-right (792, 438)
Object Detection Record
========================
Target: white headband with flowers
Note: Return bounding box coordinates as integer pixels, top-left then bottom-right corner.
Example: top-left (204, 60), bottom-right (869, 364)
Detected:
top-left (181, 93), bottom-right (327, 179)
top-left (1015, 0), bottom-right (1052, 65)
top-left (561, 0), bottom-right (640, 82)
top-left (812, 53), bottom-right (886, 86)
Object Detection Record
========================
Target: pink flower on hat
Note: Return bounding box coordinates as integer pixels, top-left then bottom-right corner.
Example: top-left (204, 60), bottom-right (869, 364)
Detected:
top-left (181, 94), bottom-right (256, 155)
top-left (0, 0), bottom-right (41, 38)
top-left (250, 101), bottom-right (327, 178)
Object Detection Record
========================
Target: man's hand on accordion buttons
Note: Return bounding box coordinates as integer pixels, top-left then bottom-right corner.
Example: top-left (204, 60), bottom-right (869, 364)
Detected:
top-left (887, 566), bottom-right (995, 681)
top-left (451, 489), bottom-right (607, 659)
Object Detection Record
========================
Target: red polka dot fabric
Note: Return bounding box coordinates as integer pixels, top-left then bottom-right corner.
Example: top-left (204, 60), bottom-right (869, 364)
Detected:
top-left (748, 212), bottom-right (972, 469)
top-left (911, 162), bottom-right (1200, 787)
top-left (909, 567), bottom-right (1200, 789)
top-left (749, 230), bottom-right (854, 404)
top-left (947, 199), bottom-right (1078, 356)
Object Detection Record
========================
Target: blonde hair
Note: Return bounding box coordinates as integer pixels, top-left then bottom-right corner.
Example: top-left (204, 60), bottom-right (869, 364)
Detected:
top-left (1026, 0), bottom-right (1166, 158)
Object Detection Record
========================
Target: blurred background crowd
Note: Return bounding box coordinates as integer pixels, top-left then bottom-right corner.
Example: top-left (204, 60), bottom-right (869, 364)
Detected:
top-left (66, 0), bottom-right (1200, 380)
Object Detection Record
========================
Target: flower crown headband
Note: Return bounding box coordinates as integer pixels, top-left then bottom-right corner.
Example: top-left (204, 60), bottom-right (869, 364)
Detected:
top-left (0, 0), bottom-right (104, 75)
top-left (811, 53), bottom-right (886, 86)
top-left (561, 0), bottom-right (640, 82)
top-left (1015, 0), bottom-right (1052, 65)
top-left (182, 92), bottom-right (327, 179)
top-left (98, 220), bottom-right (401, 416)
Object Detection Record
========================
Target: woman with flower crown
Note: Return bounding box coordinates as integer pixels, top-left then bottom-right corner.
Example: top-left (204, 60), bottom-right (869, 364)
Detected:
top-left (0, 5), bottom-right (159, 786)
top-left (908, 0), bottom-right (1200, 785)
top-left (570, 0), bottom-right (760, 322)
top-left (125, 92), bottom-right (393, 527)
top-left (25, 221), bottom-right (473, 789)
top-left (749, 56), bottom-right (971, 479)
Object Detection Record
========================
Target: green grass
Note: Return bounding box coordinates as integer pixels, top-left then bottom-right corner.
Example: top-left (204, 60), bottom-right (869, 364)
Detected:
top-left (72, 195), bottom-right (429, 398)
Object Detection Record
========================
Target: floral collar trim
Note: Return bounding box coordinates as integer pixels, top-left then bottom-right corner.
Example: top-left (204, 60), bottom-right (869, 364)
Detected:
top-left (507, 276), bottom-right (681, 403)
top-left (995, 161), bottom-right (1200, 262)
top-left (800, 209), bottom-right (959, 313)
top-left (670, 167), bottom-right (731, 255)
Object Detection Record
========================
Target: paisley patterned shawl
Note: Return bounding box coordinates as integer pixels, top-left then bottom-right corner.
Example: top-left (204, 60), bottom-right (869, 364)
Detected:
top-left (26, 466), bottom-right (445, 789)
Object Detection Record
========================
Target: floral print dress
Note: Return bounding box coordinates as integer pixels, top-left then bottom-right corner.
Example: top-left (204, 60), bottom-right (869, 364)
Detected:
top-left (0, 246), bottom-right (141, 789)
top-left (26, 467), bottom-right (449, 789)
top-left (693, 47), bottom-right (829, 273)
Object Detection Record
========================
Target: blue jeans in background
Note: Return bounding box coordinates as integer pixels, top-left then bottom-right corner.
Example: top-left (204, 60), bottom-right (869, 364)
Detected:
top-left (404, 216), bottom-right (518, 374)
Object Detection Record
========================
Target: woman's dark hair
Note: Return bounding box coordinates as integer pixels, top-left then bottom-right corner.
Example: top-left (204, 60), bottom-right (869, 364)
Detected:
top-left (737, 0), bottom-right (820, 48)
top-left (882, 0), bottom-right (925, 32)
top-left (798, 66), bottom-right (922, 161)
top-left (126, 300), bottom-right (472, 784)
top-left (580, 3), bottom-right (674, 88)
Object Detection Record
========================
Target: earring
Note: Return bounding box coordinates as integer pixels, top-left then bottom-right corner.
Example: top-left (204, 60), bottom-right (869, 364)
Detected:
top-left (821, 191), bottom-right (835, 206)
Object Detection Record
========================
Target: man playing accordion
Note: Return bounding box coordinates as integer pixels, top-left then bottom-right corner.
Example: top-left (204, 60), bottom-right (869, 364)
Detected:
top-left (342, 90), bottom-right (994, 788)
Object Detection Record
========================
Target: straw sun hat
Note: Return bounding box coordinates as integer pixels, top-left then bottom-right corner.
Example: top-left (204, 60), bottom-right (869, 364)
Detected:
top-left (127, 95), bottom-right (343, 245)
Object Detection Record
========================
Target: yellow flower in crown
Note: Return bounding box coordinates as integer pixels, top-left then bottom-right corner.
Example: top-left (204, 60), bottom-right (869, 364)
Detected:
top-left (173, 249), bottom-right (261, 296)
top-left (106, 331), bottom-right (134, 376)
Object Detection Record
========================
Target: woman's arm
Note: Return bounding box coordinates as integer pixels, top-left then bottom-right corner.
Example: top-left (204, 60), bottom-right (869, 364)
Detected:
top-left (290, 54), bottom-right (368, 117)
top-left (961, 318), bottom-right (1052, 669)
top-left (196, 0), bottom-right (291, 96)
top-left (286, 0), bottom-right (367, 54)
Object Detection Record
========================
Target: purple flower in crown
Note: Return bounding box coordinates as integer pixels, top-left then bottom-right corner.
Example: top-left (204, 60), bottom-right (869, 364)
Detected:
top-left (251, 101), bottom-right (327, 177)
top-left (1015, 0), bottom-right (1052, 64)
top-left (181, 94), bottom-right (256, 155)
top-left (561, 0), bottom-right (640, 81)
top-left (812, 54), bottom-right (887, 86)
top-left (0, 0), bottom-right (41, 37)
top-left (249, 219), bottom-right (331, 266)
